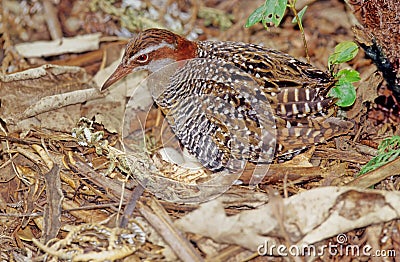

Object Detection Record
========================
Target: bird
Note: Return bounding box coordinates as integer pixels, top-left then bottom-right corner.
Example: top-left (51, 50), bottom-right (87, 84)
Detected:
top-left (102, 28), bottom-right (353, 172)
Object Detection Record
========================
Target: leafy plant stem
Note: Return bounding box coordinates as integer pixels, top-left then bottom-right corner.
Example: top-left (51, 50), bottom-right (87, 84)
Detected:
top-left (287, 0), bottom-right (310, 63)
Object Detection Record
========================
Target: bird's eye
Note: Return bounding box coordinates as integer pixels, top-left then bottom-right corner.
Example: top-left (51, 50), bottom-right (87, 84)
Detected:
top-left (137, 54), bottom-right (148, 63)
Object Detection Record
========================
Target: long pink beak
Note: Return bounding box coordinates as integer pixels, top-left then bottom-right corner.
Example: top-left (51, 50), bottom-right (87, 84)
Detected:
top-left (101, 64), bottom-right (132, 91)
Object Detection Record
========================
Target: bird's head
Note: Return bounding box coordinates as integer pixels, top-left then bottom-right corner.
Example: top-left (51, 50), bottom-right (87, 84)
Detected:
top-left (101, 28), bottom-right (197, 91)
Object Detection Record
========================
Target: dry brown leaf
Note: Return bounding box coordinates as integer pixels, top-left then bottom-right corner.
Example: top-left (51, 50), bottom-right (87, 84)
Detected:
top-left (175, 187), bottom-right (400, 252)
top-left (15, 33), bottom-right (101, 58)
top-left (346, 69), bottom-right (383, 120)
top-left (0, 64), bottom-right (96, 131)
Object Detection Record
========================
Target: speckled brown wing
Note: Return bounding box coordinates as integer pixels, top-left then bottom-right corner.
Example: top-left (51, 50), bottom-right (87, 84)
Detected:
top-left (196, 40), bottom-right (353, 156)
top-left (153, 58), bottom-right (277, 171)
top-left (197, 41), bottom-right (336, 118)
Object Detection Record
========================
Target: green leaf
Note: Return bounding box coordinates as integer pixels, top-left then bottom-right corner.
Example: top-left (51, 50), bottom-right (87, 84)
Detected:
top-left (264, 0), bottom-right (288, 27)
top-left (246, 0), bottom-right (288, 28)
top-left (246, 4), bottom-right (266, 28)
top-left (329, 81), bottom-right (356, 107)
top-left (292, 5), bottom-right (308, 24)
top-left (336, 69), bottom-right (361, 83)
top-left (359, 136), bottom-right (400, 175)
top-left (328, 41), bottom-right (359, 70)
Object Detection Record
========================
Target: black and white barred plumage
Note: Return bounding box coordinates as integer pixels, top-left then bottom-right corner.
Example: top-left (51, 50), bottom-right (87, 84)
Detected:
top-left (102, 29), bottom-right (353, 171)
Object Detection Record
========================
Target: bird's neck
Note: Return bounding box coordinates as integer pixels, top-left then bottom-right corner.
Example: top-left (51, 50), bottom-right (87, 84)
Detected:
top-left (146, 36), bottom-right (198, 72)
top-left (175, 36), bottom-right (198, 61)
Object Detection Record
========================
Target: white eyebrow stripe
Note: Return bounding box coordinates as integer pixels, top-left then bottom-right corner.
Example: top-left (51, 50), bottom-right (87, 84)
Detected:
top-left (129, 42), bottom-right (176, 62)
